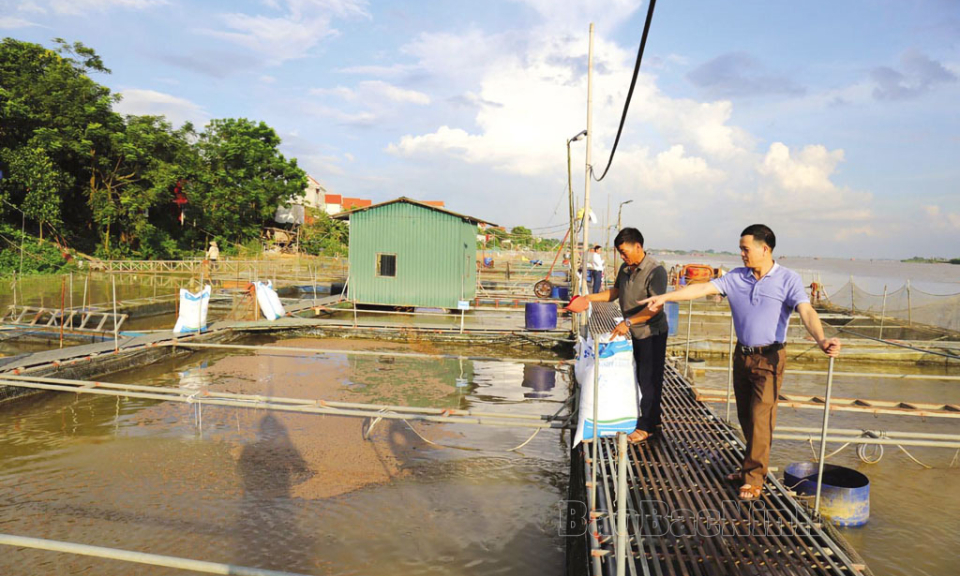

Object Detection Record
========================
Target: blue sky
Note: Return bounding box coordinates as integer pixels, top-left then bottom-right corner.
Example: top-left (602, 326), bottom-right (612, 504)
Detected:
top-left (2, 0), bottom-right (958, 258)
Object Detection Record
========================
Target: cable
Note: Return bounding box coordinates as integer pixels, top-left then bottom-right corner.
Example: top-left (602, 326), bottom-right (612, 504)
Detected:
top-left (592, 0), bottom-right (658, 182)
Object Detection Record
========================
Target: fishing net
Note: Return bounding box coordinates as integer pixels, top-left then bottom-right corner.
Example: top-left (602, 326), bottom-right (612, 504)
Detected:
top-left (825, 281), bottom-right (960, 333)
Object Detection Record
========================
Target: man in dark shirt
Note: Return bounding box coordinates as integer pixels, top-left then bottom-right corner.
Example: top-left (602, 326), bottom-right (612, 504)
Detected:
top-left (568, 228), bottom-right (668, 443)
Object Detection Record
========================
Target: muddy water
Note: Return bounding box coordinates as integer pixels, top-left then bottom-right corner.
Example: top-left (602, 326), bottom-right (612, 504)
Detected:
top-left (694, 360), bottom-right (960, 576)
top-left (0, 337), bottom-right (572, 575)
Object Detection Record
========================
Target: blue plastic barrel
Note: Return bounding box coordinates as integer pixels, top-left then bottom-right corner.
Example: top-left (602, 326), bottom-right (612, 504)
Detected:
top-left (525, 302), bottom-right (558, 331)
top-left (784, 462), bottom-right (870, 526)
top-left (665, 301), bottom-right (680, 337)
top-left (550, 286), bottom-right (570, 301)
top-left (522, 364), bottom-right (556, 398)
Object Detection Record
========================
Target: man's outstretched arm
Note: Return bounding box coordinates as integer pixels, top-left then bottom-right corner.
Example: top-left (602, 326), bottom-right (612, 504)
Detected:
top-left (638, 282), bottom-right (719, 313)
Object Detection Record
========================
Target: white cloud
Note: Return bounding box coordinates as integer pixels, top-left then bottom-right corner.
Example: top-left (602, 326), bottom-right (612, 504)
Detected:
top-left (311, 81), bottom-right (430, 105)
top-left (756, 142), bottom-right (874, 234)
top-left (923, 204), bottom-right (960, 230)
top-left (0, 16), bottom-right (40, 28)
top-left (36, 0), bottom-right (167, 16)
top-left (114, 88), bottom-right (208, 127)
top-left (199, 0), bottom-right (369, 64)
top-left (259, 75), bottom-right (277, 84)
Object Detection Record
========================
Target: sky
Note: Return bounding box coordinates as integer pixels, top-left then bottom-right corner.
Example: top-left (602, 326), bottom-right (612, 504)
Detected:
top-left (2, 0), bottom-right (959, 259)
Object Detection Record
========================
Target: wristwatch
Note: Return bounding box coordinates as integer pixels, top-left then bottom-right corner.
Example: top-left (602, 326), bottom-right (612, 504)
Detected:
top-left (624, 318), bottom-right (633, 328)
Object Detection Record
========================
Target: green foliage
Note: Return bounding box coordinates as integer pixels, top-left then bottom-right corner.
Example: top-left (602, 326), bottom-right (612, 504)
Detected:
top-left (0, 223), bottom-right (74, 276)
top-left (190, 118), bottom-right (307, 242)
top-left (0, 37), bottom-right (308, 261)
top-left (300, 208), bottom-right (348, 256)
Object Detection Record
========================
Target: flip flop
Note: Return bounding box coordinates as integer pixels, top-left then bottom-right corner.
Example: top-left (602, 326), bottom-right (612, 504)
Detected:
top-left (738, 484), bottom-right (763, 501)
top-left (627, 429), bottom-right (653, 444)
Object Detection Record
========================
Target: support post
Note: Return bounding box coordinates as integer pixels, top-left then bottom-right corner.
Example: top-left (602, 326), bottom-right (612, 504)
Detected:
top-left (59, 276), bottom-right (65, 349)
top-left (590, 336), bottom-right (600, 516)
top-left (849, 276), bottom-right (855, 313)
top-left (111, 274), bottom-right (119, 352)
top-left (725, 315), bottom-right (735, 423)
top-left (312, 266), bottom-right (317, 307)
top-left (906, 280), bottom-right (912, 326)
top-left (684, 298), bottom-right (693, 378)
top-left (615, 431), bottom-right (628, 576)
top-left (578, 22), bottom-right (595, 303)
top-left (878, 285), bottom-right (887, 340)
top-left (814, 356), bottom-right (836, 515)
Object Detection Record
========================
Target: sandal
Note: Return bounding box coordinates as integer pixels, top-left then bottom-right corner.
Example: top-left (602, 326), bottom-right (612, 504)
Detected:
top-left (738, 484), bottom-right (763, 501)
top-left (627, 429), bottom-right (653, 444)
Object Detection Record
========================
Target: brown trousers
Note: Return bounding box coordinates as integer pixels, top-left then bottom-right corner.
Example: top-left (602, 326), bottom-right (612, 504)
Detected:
top-left (733, 346), bottom-right (786, 487)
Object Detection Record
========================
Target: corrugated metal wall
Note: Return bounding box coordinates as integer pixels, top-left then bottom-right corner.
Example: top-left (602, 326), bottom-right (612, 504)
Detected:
top-left (348, 202), bottom-right (477, 308)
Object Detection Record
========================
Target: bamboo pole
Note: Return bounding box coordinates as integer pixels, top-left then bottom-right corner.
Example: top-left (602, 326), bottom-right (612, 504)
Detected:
top-left (111, 274), bottom-right (119, 352)
top-left (878, 284), bottom-right (887, 340)
top-left (725, 315), bottom-right (735, 423)
top-left (814, 357), bottom-right (836, 515)
top-left (164, 341), bottom-right (565, 365)
top-left (0, 533), bottom-right (309, 576)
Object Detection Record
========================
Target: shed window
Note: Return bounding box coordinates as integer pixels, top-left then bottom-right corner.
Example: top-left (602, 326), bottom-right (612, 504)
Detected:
top-left (376, 253), bottom-right (397, 277)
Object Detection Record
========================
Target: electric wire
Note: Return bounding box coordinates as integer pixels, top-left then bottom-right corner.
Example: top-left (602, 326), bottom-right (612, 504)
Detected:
top-left (592, 0), bottom-right (658, 182)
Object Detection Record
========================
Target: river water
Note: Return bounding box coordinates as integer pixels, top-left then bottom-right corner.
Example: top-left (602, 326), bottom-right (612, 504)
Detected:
top-left (0, 337), bottom-right (572, 575)
top-left (2, 266), bottom-right (959, 574)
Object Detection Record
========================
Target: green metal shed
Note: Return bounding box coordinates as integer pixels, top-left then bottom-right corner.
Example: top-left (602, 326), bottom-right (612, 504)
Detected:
top-left (332, 198), bottom-right (495, 309)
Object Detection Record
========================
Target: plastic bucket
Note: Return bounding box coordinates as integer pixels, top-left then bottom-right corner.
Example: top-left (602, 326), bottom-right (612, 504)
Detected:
top-left (784, 462), bottom-right (870, 526)
top-left (665, 301), bottom-right (680, 337)
top-left (550, 286), bottom-right (570, 301)
top-left (525, 302), bottom-right (558, 331)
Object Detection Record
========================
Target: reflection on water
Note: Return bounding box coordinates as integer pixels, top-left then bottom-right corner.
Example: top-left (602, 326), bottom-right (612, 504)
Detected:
top-left (0, 338), bottom-right (571, 575)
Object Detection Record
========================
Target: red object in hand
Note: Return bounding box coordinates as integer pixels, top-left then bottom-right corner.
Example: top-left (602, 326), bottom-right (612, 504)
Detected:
top-left (564, 295), bottom-right (589, 313)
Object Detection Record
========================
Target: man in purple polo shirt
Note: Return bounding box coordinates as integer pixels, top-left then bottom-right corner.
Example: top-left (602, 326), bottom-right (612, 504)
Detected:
top-left (639, 224), bottom-right (840, 501)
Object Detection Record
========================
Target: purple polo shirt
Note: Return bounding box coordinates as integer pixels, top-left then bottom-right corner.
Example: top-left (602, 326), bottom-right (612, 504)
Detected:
top-left (710, 263), bottom-right (809, 347)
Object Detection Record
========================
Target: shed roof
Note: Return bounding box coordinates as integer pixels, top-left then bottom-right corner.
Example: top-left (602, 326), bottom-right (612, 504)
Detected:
top-left (331, 197), bottom-right (496, 226)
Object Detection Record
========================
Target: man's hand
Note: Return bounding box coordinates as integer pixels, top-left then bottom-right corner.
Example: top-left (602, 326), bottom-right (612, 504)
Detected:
top-left (565, 295), bottom-right (589, 313)
top-left (637, 294), bottom-right (669, 314)
top-left (611, 321), bottom-right (630, 338)
top-left (819, 337), bottom-right (842, 358)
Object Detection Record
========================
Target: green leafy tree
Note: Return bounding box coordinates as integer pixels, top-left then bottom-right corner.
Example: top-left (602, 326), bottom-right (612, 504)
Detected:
top-left (190, 118), bottom-right (306, 243)
top-left (300, 208), bottom-right (348, 256)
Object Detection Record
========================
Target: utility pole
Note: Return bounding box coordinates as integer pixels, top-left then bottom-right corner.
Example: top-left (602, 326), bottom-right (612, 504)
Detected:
top-left (567, 130), bottom-right (586, 297)
top-left (578, 22), bottom-right (594, 299)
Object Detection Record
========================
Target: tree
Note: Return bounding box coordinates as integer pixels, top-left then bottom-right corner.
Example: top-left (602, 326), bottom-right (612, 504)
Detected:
top-left (190, 118), bottom-right (307, 244)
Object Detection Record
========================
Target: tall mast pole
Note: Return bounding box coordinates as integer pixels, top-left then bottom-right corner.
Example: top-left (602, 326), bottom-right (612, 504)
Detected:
top-left (579, 22), bottom-right (594, 298)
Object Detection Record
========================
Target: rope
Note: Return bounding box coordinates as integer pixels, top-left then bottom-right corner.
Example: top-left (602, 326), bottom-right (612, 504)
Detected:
top-left (807, 431), bottom-right (936, 468)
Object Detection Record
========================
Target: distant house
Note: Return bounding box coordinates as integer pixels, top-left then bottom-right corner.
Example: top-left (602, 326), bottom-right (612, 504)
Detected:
top-left (275, 175), bottom-right (372, 224)
top-left (332, 197), bottom-right (495, 309)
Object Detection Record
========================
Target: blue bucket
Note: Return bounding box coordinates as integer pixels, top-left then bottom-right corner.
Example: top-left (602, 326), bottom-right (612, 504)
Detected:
top-left (525, 302), bottom-right (558, 331)
top-left (665, 301), bottom-right (680, 337)
top-left (550, 286), bottom-right (570, 301)
top-left (784, 462), bottom-right (870, 526)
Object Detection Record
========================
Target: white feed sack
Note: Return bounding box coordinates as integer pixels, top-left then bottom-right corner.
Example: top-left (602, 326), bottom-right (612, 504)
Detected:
top-left (255, 281), bottom-right (286, 320)
top-left (573, 331), bottom-right (640, 447)
top-left (173, 284), bottom-right (211, 333)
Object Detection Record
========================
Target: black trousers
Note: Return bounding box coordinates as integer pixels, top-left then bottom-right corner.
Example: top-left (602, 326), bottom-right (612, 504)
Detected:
top-left (631, 332), bottom-right (669, 433)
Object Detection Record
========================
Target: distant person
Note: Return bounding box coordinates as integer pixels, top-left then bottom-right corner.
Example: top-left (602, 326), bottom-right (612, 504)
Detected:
top-left (639, 224), bottom-right (841, 501)
top-left (206, 241), bottom-right (219, 270)
top-left (568, 228), bottom-right (668, 444)
top-left (809, 281), bottom-right (825, 305)
top-left (586, 245), bottom-right (605, 293)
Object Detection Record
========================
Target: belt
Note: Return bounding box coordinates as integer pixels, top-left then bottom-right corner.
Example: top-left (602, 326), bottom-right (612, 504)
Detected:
top-left (737, 341), bottom-right (784, 355)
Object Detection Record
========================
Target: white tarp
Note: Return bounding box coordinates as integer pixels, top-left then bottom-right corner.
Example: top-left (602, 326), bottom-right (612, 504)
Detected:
top-left (173, 285), bottom-right (211, 333)
top-left (255, 281), bottom-right (286, 320)
top-left (573, 331), bottom-right (640, 447)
